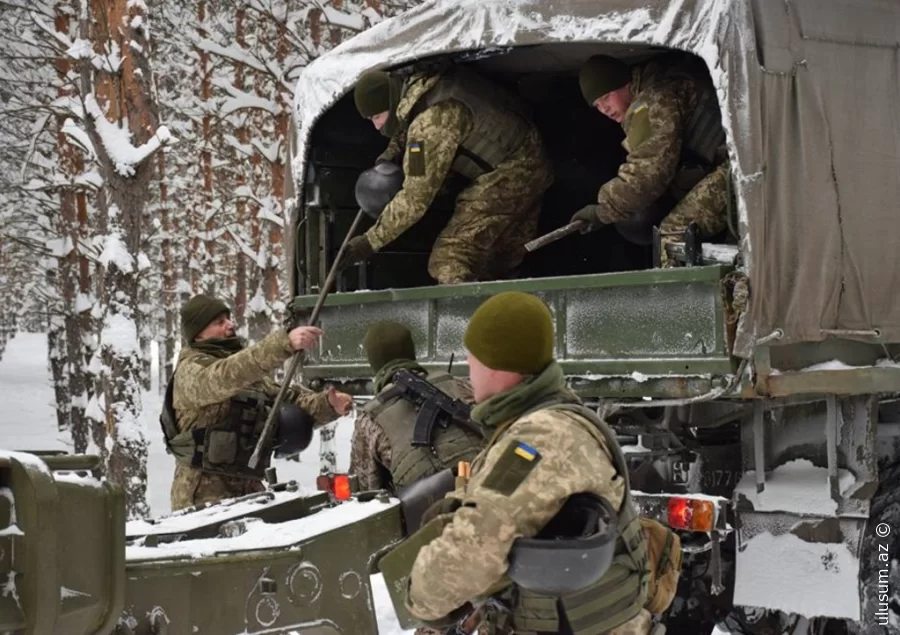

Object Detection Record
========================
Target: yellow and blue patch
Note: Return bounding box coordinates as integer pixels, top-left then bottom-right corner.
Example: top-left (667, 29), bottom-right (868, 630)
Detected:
top-left (514, 441), bottom-right (539, 461)
top-left (407, 140), bottom-right (425, 176)
top-left (483, 439), bottom-right (542, 496)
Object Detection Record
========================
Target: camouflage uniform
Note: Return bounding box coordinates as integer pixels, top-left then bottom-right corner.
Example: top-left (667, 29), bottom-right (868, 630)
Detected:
top-left (367, 71), bottom-right (554, 284)
top-left (170, 330), bottom-right (340, 511)
top-left (406, 402), bottom-right (650, 635)
top-left (594, 60), bottom-right (729, 265)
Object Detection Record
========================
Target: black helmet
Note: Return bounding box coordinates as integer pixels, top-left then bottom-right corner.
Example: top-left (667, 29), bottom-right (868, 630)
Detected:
top-left (273, 404), bottom-right (315, 458)
top-left (355, 161), bottom-right (404, 219)
top-left (506, 493), bottom-right (618, 596)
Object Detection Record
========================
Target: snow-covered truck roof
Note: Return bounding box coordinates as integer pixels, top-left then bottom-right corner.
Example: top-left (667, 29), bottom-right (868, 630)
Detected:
top-left (290, 0), bottom-right (900, 351)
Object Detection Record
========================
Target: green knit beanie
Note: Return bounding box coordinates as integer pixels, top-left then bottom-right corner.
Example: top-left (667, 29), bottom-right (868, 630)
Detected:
top-left (354, 71), bottom-right (392, 118)
top-left (579, 55), bottom-right (631, 105)
top-left (181, 294), bottom-right (230, 343)
top-left (464, 292), bottom-right (554, 375)
top-left (363, 320), bottom-right (417, 373)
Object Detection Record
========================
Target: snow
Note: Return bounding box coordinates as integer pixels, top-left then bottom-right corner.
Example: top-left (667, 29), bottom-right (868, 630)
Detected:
top-left (734, 531), bottom-right (860, 620)
top-left (734, 458), bottom-right (856, 516)
top-left (126, 497), bottom-right (399, 561)
top-left (83, 95), bottom-right (173, 177)
top-left (100, 312), bottom-right (140, 354)
top-left (0, 333), bottom-right (413, 634)
top-left (98, 227), bottom-right (136, 274)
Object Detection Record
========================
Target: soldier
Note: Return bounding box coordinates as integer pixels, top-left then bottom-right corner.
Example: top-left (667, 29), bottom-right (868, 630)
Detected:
top-left (401, 291), bottom-right (651, 635)
top-left (571, 53), bottom-right (730, 266)
top-left (337, 65), bottom-right (554, 284)
top-left (163, 294), bottom-right (354, 511)
top-left (348, 319), bottom-right (483, 493)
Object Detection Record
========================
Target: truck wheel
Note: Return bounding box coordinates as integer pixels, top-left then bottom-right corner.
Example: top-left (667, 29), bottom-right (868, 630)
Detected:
top-left (854, 458), bottom-right (900, 634)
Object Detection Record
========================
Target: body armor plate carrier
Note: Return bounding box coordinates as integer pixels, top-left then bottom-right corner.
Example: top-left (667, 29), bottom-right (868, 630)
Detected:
top-left (159, 358), bottom-right (286, 481)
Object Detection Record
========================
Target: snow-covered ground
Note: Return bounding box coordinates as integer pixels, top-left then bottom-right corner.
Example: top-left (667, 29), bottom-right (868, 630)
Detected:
top-left (0, 332), bottom-right (412, 634)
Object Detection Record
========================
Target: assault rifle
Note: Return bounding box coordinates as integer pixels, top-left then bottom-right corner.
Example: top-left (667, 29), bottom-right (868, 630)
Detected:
top-left (381, 369), bottom-right (484, 447)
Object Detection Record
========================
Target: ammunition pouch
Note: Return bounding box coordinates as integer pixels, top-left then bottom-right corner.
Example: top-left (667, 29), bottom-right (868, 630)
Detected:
top-left (396, 467), bottom-right (457, 534)
top-left (159, 376), bottom-right (289, 480)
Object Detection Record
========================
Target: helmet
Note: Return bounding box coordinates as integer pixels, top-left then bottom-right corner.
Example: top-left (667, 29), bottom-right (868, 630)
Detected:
top-left (506, 493), bottom-right (618, 595)
top-left (273, 404), bottom-right (315, 458)
top-left (355, 161), bottom-right (404, 218)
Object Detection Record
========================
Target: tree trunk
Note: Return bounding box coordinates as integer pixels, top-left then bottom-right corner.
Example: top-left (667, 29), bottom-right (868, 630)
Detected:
top-left (80, 0), bottom-right (166, 519)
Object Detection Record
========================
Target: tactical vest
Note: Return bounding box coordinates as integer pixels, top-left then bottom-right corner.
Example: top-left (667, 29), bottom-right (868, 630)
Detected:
top-left (501, 399), bottom-right (650, 635)
top-left (159, 357), bottom-right (284, 481)
top-left (362, 371), bottom-right (484, 490)
top-left (641, 55), bottom-right (726, 169)
top-left (415, 66), bottom-right (532, 181)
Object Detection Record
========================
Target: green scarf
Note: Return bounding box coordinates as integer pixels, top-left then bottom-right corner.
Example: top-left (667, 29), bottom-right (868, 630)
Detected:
top-left (471, 361), bottom-right (572, 428)
top-left (189, 336), bottom-right (245, 359)
top-left (373, 358), bottom-right (427, 393)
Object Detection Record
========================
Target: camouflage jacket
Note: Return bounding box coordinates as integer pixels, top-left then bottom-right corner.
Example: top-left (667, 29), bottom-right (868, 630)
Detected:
top-left (365, 73), bottom-right (470, 251)
top-left (172, 329), bottom-right (339, 433)
top-left (405, 402), bottom-right (626, 621)
top-left (595, 60), bottom-right (703, 224)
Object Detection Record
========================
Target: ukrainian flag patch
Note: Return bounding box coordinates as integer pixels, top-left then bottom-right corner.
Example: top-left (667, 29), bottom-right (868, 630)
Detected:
top-left (514, 441), bottom-right (538, 461)
top-left (407, 140), bottom-right (425, 176)
top-left (482, 439), bottom-right (542, 496)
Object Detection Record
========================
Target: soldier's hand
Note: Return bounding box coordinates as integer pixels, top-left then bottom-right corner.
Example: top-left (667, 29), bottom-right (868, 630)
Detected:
top-left (336, 235), bottom-right (374, 270)
top-left (288, 325), bottom-right (324, 352)
top-left (570, 204), bottom-right (605, 233)
top-left (326, 385), bottom-right (354, 416)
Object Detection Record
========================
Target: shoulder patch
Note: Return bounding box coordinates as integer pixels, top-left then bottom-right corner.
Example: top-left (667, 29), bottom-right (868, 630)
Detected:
top-left (626, 107), bottom-right (653, 150)
top-left (407, 140), bottom-right (425, 176)
top-left (481, 440), bottom-right (542, 496)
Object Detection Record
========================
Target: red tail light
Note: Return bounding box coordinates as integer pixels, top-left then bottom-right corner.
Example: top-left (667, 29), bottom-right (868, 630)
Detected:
top-left (667, 496), bottom-right (715, 532)
top-left (332, 474), bottom-right (351, 501)
top-left (316, 473), bottom-right (352, 501)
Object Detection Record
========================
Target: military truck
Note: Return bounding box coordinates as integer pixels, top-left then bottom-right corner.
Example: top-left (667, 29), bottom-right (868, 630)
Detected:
top-left (285, 0), bottom-right (900, 632)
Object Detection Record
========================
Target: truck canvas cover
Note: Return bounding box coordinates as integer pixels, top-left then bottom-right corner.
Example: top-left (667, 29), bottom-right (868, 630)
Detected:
top-left (289, 0), bottom-right (900, 354)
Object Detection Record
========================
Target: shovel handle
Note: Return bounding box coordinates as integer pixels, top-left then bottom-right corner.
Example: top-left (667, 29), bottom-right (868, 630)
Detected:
top-left (524, 221), bottom-right (587, 252)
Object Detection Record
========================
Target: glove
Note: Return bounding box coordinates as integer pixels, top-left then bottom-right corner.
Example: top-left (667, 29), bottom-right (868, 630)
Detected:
top-left (336, 234), bottom-right (374, 270)
top-left (570, 204), bottom-right (605, 233)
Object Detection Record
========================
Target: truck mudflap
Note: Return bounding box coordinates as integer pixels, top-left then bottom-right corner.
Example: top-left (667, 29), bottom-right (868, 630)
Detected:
top-left (122, 488), bottom-right (404, 635)
top-left (0, 450), bottom-right (125, 635)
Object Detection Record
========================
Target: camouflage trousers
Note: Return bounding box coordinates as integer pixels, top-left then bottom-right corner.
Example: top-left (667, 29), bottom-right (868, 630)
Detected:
top-left (427, 129), bottom-right (554, 284)
top-left (658, 160), bottom-right (730, 267)
top-left (170, 464), bottom-right (265, 511)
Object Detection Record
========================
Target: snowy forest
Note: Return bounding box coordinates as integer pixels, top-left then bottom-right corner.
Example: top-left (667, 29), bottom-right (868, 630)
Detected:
top-left (0, 0), bottom-right (420, 519)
